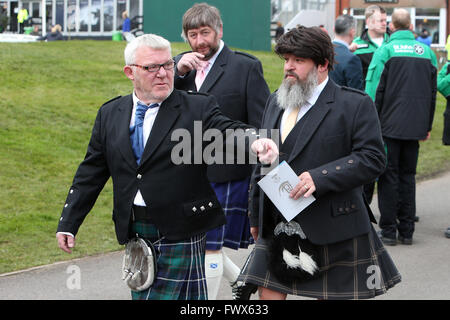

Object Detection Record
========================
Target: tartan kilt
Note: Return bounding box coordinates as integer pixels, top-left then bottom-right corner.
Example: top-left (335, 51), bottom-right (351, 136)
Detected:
top-left (238, 225), bottom-right (401, 299)
top-left (130, 221), bottom-right (207, 300)
top-left (206, 177), bottom-right (254, 250)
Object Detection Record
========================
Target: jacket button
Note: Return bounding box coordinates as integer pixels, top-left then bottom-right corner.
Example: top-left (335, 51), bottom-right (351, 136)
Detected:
top-left (348, 159), bottom-right (354, 164)
top-left (137, 174), bottom-right (142, 179)
top-left (322, 169), bottom-right (328, 175)
top-left (336, 166), bottom-right (341, 170)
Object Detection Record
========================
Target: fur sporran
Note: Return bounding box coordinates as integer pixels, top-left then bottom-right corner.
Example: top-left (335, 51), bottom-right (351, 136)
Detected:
top-left (268, 221), bottom-right (321, 285)
top-left (122, 237), bottom-right (157, 291)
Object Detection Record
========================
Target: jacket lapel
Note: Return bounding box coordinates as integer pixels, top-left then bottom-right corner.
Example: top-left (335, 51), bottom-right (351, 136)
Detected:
top-left (139, 90), bottom-right (181, 166)
top-left (116, 95), bottom-right (138, 170)
top-left (287, 80), bottom-right (335, 163)
top-left (198, 45), bottom-right (230, 93)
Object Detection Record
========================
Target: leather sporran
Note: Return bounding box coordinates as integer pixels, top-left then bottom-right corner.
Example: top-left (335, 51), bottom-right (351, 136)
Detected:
top-left (122, 237), bottom-right (157, 291)
top-left (268, 221), bottom-right (321, 285)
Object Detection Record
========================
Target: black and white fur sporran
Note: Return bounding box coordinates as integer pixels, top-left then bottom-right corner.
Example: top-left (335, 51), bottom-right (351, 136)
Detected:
top-left (268, 221), bottom-right (321, 284)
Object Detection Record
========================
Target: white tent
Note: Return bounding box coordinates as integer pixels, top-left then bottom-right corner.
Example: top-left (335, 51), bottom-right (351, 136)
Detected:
top-left (284, 10), bottom-right (327, 32)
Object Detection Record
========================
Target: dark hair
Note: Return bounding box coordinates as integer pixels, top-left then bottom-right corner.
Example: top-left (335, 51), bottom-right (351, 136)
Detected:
top-left (275, 25), bottom-right (334, 71)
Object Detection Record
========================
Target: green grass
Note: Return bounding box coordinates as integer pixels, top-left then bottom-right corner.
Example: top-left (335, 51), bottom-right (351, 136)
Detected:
top-left (0, 40), bottom-right (449, 274)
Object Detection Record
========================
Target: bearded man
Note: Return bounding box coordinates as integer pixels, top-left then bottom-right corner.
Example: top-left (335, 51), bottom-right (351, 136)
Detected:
top-left (238, 26), bottom-right (401, 300)
top-left (173, 3), bottom-right (270, 300)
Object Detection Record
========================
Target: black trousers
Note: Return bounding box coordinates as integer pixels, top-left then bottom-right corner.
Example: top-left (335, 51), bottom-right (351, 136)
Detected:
top-left (377, 138), bottom-right (419, 239)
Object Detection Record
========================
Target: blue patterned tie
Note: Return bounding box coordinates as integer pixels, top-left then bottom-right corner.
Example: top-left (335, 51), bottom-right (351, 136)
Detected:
top-left (130, 101), bottom-right (159, 165)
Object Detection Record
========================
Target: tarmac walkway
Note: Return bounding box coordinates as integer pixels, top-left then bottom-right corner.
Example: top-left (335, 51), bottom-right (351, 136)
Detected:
top-left (1, 172), bottom-right (449, 300)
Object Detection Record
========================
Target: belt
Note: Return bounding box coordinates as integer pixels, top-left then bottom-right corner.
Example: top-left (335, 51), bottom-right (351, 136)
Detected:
top-left (132, 205), bottom-right (155, 223)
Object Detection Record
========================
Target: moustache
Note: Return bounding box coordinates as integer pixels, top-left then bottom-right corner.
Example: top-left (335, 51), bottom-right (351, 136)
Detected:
top-left (284, 71), bottom-right (299, 80)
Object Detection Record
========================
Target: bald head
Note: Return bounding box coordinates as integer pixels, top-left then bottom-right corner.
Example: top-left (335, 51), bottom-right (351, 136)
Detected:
top-left (390, 8), bottom-right (411, 31)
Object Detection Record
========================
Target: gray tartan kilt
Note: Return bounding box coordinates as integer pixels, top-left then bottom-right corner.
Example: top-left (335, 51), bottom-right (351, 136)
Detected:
top-left (238, 225), bottom-right (401, 299)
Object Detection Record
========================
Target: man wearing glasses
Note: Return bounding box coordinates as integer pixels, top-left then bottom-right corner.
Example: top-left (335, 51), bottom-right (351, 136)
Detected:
top-left (174, 3), bottom-right (270, 300)
top-left (56, 34), bottom-right (278, 300)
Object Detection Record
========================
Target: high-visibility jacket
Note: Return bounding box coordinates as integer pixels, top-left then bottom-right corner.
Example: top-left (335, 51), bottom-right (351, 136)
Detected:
top-left (365, 30), bottom-right (437, 140)
top-left (18, 9), bottom-right (28, 23)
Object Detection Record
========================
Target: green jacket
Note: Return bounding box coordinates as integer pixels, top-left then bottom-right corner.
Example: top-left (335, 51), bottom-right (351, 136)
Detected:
top-left (365, 30), bottom-right (437, 140)
top-left (437, 62), bottom-right (450, 98)
top-left (353, 28), bottom-right (389, 82)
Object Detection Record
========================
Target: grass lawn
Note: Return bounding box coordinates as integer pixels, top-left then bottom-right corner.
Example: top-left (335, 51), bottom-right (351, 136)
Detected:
top-left (0, 40), bottom-right (449, 274)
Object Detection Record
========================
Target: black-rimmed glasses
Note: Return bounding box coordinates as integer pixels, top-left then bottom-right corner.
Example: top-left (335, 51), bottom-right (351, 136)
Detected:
top-left (130, 60), bottom-right (175, 72)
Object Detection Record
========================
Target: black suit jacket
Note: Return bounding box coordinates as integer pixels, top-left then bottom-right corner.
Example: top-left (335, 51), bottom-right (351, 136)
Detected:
top-left (174, 44), bottom-right (270, 183)
top-left (249, 80), bottom-right (386, 245)
top-left (329, 41), bottom-right (364, 91)
top-left (57, 89), bottom-right (251, 244)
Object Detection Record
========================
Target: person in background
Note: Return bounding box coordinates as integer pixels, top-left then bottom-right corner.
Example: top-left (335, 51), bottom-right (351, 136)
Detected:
top-left (437, 61), bottom-right (450, 239)
top-left (365, 8), bottom-right (437, 246)
top-left (351, 5), bottom-right (389, 205)
top-left (352, 5), bottom-right (389, 88)
top-left (17, 5), bottom-right (28, 34)
top-left (174, 2), bottom-right (270, 300)
top-left (38, 24), bottom-right (63, 41)
top-left (122, 10), bottom-right (131, 33)
top-left (275, 21), bottom-right (284, 42)
top-left (329, 14), bottom-right (364, 90)
top-left (416, 28), bottom-right (432, 47)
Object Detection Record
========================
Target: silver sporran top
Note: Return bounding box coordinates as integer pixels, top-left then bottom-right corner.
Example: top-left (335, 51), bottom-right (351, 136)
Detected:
top-left (274, 220), bottom-right (307, 239)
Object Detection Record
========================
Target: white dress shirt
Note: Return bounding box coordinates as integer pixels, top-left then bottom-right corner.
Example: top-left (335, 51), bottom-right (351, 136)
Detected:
top-left (131, 92), bottom-right (160, 206)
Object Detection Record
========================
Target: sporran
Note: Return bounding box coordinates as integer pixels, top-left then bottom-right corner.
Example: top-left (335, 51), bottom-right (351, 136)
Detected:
top-left (122, 237), bottom-right (157, 291)
top-left (268, 221), bottom-right (321, 284)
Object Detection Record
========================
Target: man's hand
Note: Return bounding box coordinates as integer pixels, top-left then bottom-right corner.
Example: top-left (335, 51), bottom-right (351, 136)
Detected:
top-left (420, 131), bottom-right (431, 142)
top-left (349, 42), bottom-right (358, 52)
top-left (290, 171), bottom-right (316, 199)
top-left (176, 52), bottom-right (205, 76)
top-left (251, 138), bottom-right (279, 164)
top-left (56, 233), bottom-right (75, 254)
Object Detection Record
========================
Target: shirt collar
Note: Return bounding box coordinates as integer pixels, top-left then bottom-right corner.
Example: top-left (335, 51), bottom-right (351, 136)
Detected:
top-left (204, 40), bottom-right (224, 71)
top-left (132, 91), bottom-right (161, 108)
top-left (307, 76), bottom-right (328, 107)
top-left (333, 38), bottom-right (349, 49)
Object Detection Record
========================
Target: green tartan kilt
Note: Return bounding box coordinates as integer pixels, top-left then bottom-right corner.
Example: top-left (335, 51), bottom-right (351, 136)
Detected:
top-left (130, 221), bottom-right (207, 300)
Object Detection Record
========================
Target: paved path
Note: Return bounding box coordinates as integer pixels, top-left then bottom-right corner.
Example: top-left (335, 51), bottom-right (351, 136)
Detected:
top-left (1, 172), bottom-right (450, 300)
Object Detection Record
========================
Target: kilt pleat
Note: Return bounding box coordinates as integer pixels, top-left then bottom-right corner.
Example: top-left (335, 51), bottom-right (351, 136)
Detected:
top-left (206, 177), bottom-right (254, 250)
top-left (238, 225), bottom-right (401, 300)
top-left (130, 221), bottom-right (208, 300)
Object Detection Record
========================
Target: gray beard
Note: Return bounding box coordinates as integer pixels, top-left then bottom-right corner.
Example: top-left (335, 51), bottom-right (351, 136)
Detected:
top-left (276, 68), bottom-right (318, 110)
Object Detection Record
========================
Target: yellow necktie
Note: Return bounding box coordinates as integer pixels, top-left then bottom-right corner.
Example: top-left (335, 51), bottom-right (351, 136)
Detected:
top-left (281, 107), bottom-right (300, 143)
